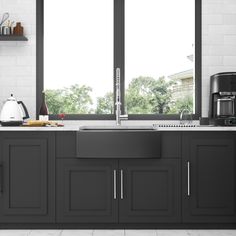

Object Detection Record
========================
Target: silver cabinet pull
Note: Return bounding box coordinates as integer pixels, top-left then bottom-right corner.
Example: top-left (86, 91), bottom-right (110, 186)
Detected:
top-left (113, 170), bottom-right (117, 200)
top-left (0, 164), bottom-right (3, 196)
top-left (187, 161), bottom-right (191, 196)
top-left (120, 169), bottom-right (124, 199)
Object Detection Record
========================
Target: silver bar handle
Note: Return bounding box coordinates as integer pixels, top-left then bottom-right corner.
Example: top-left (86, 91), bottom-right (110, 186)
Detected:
top-left (0, 164), bottom-right (3, 196)
top-left (187, 161), bottom-right (191, 196)
top-left (113, 170), bottom-right (117, 200)
top-left (120, 169), bottom-right (124, 200)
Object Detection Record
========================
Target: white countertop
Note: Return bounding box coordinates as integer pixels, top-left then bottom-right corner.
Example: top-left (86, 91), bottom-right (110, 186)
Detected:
top-left (0, 125), bottom-right (236, 131)
top-left (0, 120), bottom-right (235, 131)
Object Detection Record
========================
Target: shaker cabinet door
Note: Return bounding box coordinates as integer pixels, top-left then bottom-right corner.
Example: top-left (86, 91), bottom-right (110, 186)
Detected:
top-left (182, 132), bottom-right (236, 223)
top-left (119, 159), bottom-right (181, 223)
top-left (0, 132), bottom-right (55, 223)
top-left (56, 159), bottom-right (118, 223)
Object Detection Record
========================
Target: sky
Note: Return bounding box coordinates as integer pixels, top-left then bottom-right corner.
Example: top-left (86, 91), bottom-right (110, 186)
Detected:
top-left (44, 0), bottom-right (194, 102)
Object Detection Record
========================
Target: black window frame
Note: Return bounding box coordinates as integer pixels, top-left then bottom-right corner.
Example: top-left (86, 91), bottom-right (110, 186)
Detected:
top-left (37, 0), bottom-right (201, 120)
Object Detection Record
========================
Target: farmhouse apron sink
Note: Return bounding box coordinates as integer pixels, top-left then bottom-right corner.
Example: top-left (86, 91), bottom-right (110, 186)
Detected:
top-left (77, 129), bottom-right (160, 158)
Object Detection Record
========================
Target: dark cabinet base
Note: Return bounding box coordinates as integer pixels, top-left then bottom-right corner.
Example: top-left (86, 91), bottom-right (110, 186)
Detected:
top-left (0, 223), bottom-right (236, 229)
top-left (182, 132), bottom-right (236, 223)
top-left (57, 159), bottom-right (118, 223)
top-left (0, 132), bottom-right (55, 223)
top-left (0, 131), bottom-right (235, 227)
top-left (119, 159), bottom-right (181, 223)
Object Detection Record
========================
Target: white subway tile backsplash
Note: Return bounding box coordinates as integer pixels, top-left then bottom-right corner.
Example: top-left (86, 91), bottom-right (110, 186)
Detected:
top-left (208, 66), bottom-right (230, 75)
top-left (223, 56), bottom-right (236, 66)
top-left (203, 56), bottom-right (223, 66)
top-left (224, 35), bottom-right (236, 45)
top-left (0, 0), bottom-right (36, 118)
top-left (0, 45), bottom-right (33, 56)
top-left (202, 14), bottom-right (223, 25)
top-left (204, 0), bottom-right (222, 3)
top-left (17, 56), bottom-right (36, 66)
top-left (202, 4), bottom-right (222, 15)
top-left (222, 3), bottom-right (236, 14)
top-left (209, 45), bottom-right (236, 56)
top-left (202, 25), bottom-right (209, 36)
top-left (202, 45), bottom-right (211, 56)
top-left (208, 25), bottom-right (236, 35)
top-left (201, 0), bottom-right (236, 116)
top-left (203, 34), bottom-right (224, 45)
top-left (223, 14), bottom-right (236, 25)
top-left (0, 77), bottom-right (16, 86)
top-left (0, 56), bottom-right (16, 66)
top-left (0, 66), bottom-right (33, 76)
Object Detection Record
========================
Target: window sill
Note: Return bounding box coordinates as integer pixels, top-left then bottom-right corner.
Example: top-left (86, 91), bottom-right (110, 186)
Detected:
top-left (48, 114), bottom-right (200, 121)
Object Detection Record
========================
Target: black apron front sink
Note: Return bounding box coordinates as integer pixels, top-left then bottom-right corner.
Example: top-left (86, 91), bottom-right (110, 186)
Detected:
top-left (76, 130), bottom-right (161, 158)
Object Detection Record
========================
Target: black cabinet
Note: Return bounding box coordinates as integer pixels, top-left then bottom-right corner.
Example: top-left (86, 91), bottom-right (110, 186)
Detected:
top-left (0, 130), bottom-right (235, 227)
top-left (182, 132), bottom-right (236, 223)
top-left (57, 159), bottom-right (118, 223)
top-left (0, 132), bottom-right (55, 223)
top-left (119, 159), bottom-right (181, 223)
top-left (56, 158), bottom-right (181, 223)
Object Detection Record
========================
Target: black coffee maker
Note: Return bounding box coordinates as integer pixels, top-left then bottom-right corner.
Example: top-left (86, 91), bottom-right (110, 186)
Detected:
top-left (209, 72), bottom-right (236, 126)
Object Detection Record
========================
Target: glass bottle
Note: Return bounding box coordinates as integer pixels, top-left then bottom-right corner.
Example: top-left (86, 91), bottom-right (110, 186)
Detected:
top-left (39, 92), bottom-right (49, 121)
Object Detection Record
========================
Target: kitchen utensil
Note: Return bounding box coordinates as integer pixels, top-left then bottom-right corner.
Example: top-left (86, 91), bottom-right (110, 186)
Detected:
top-left (0, 94), bottom-right (30, 126)
top-left (0, 12), bottom-right (10, 27)
top-left (209, 72), bottom-right (236, 126)
top-left (2, 26), bottom-right (11, 35)
top-left (10, 21), bottom-right (15, 27)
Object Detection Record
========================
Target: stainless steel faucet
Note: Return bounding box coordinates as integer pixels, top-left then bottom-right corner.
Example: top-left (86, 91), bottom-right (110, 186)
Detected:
top-left (180, 109), bottom-right (193, 125)
top-left (115, 68), bottom-right (128, 125)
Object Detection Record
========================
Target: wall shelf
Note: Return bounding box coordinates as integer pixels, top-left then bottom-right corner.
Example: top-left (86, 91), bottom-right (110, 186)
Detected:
top-left (0, 35), bottom-right (28, 41)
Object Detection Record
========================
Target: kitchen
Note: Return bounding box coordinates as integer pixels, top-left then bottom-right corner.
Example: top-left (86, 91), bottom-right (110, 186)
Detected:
top-left (0, 0), bottom-right (236, 236)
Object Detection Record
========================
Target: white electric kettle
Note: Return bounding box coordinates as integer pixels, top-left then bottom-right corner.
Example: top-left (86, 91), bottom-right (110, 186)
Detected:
top-left (0, 94), bottom-right (30, 126)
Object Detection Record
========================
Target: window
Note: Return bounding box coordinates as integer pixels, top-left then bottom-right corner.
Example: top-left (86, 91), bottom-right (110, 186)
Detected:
top-left (44, 0), bottom-right (113, 116)
top-left (125, 0), bottom-right (195, 115)
top-left (37, 0), bottom-right (201, 119)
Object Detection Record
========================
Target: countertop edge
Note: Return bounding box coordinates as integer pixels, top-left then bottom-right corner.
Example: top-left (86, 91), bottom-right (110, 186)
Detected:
top-left (0, 126), bottom-right (236, 131)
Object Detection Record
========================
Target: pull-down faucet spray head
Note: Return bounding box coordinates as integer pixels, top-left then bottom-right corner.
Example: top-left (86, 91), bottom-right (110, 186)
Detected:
top-left (115, 68), bottom-right (128, 126)
top-left (116, 68), bottom-right (122, 125)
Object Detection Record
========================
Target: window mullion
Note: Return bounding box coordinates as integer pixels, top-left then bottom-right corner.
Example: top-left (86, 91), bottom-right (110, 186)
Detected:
top-left (114, 0), bottom-right (125, 114)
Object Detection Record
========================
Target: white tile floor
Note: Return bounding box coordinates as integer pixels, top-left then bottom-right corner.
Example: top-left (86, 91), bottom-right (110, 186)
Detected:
top-left (0, 230), bottom-right (235, 236)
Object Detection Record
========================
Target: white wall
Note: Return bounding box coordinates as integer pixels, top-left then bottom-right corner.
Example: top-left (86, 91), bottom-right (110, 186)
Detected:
top-left (202, 0), bottom-right (236, 117)
top-left (0, 0), bottom-right (36, 118)
top-left (1, 0), bottom-right (236, 119)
